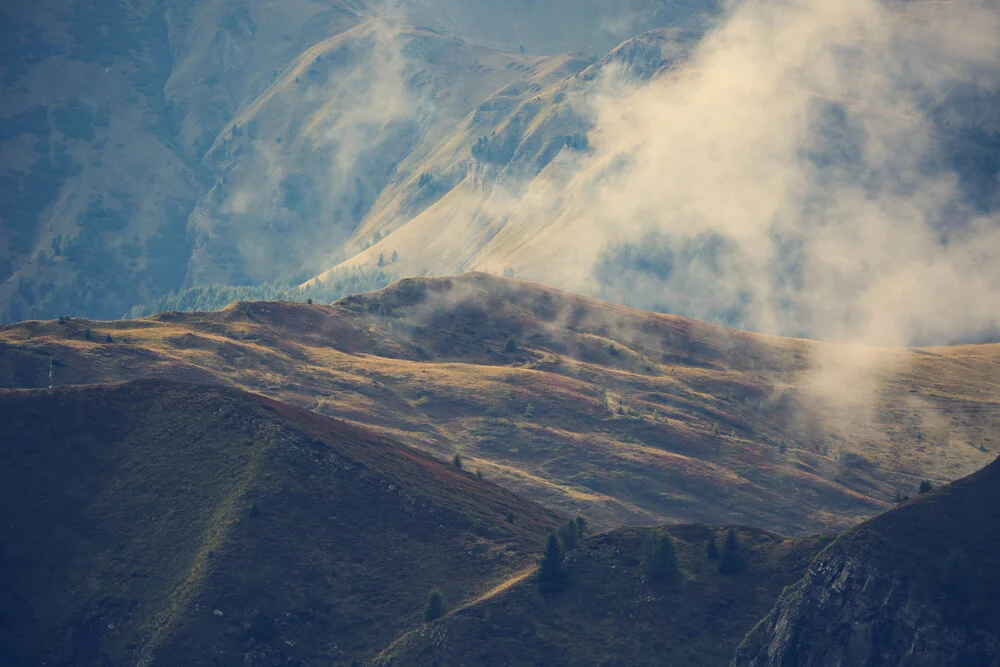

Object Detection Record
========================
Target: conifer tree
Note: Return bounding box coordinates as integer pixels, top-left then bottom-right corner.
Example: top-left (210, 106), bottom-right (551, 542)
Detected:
top-left (706, 534), bottom-right (720, 559)
top-left (558, 520), bottom-right (579, 551)
top-left (646, 532), bottom-right (680, 584)
top-left (538, 533), bottom-right (566, 592)
top-left (424, 589), bottom-right (447, 622)
top-left (719, 529), bottom-right (747, 574)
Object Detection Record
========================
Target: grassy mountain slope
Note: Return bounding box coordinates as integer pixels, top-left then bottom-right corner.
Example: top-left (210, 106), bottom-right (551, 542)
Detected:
top-left (1, 273), bottom-right (997, 536)
top-left (0, 380), bottom-right (558, 666)
top-left (734, 456), bottom-right (1000, 666)
top-left (313, 28), bottom-right (700, 284)
top-left (376, 525), bottom-right (826, 666)
top-left (188, 18), bottom-right (578, 287)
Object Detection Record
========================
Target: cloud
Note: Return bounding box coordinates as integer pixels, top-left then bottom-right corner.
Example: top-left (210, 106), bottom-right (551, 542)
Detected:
top-left (531, 0), bottom-right (1000, 350)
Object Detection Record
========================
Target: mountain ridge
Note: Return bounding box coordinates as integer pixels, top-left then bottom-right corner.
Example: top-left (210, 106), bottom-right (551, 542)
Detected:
top-left (2, 272), bottom-right (997, 536)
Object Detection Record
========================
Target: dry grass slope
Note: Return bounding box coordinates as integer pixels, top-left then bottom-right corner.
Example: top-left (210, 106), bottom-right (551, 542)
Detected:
top-left (1, 273), bottom-right (998, 536)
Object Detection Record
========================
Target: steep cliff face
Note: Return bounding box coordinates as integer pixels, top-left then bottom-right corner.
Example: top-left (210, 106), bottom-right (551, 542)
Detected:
top-left (734, 459), bottom-right (1000, 667)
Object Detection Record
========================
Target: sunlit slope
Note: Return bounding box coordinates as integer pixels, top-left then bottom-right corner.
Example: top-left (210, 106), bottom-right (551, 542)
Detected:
top-left (2, 273), bottom-right (998, 534)
top-left (0, 380), bottom-right (557, 666)
top-left (312, 29), bottom-right (697, 284)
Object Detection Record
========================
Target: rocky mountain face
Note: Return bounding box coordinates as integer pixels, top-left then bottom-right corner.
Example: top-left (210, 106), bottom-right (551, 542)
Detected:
top-left (734, 457), bottom-right (1000, 667)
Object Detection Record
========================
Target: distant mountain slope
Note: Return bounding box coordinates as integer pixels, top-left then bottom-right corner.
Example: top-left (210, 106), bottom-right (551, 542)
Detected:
top-left (0, 0), bottom-right (724, 323)
top-left (734, 457), bottom-right (1000, 666)
top-left (1, 273), bottom-right (997, 536)
top-left (0, 380), bottom-right (558, 666)
top-left (376, 525), bottom-right (825, 666)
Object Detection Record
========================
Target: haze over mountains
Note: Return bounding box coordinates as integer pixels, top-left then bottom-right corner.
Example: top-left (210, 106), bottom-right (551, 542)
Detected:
top-left (3, 0), bottom-right (1000, 350)
top-left (3, 1), bottom-right (1000, 664)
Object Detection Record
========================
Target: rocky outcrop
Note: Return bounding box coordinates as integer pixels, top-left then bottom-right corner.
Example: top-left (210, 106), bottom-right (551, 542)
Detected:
top-left (734, 548), bottom-right (1000, 666)
top-left (734, 459), bottom-right (1000, 667)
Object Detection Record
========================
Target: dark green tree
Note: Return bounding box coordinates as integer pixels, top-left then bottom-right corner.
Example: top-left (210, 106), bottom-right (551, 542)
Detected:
top-left (104, 333), bottom-right (113, 343)
top-left (575, 516), bottom-right (587, 537)
top-left (719, 529), bottom-right (746, 574)
top-left (537, 533), bottom-right (566, 592)
top-left (424, 589), bottom-right (447, 622)
top-left (452, 452), bottom-right (463, 469)
top-left (391, 250), bottom-right (399, 263)
top-left (919, 480), bottom-right (934, 495)
top-left (377, 253), bottom-right (385, 268)
top-left (83, 327), bottom-right (93, 341)
top-left (504, 336), bottom-right (518, 354)
top-left (706, 534), bottom-right (720, 559)
top-left (557, 519), bottom-right (579, 551)
top-left (646, 532), bottom-right (680, 584)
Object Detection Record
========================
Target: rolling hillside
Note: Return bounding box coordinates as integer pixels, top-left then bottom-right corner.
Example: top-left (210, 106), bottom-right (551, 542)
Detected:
top-left (0, 380), bottom-right (559, 666)
top-left (2, 273), bottom-right (997, 536)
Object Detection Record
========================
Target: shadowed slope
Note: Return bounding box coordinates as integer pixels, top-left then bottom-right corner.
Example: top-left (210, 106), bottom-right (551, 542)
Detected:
top-left (376, 525), bottom-right (826, 666)
top-left (0, 380), bottom-right (558, 666)
top-left (734, 457), bottom-right (1000, 666)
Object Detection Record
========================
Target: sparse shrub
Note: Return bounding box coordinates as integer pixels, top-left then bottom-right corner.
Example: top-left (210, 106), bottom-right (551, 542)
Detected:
top-left (706, 534), bottom-right (720, 559)
top-left (452, 452), bottom-right (463, 469)
top-left (503, 266), bottom-right (515, 277)
top-left (778, 440), bottom-right (787, 454)
top-left (719, 529), bottom-right (746, 574)
top-left (391, 250), bottom-right (398, 263)
top-left (712, 423), bottom-right (720, 436)
top-left (894, 489), bottom-right (909, 504)
top-left (58, 315), bottom-right (67, 324)
top-left (424, 589), bottom-right (448, 622)
top-left (506, 512), bottom-right (516, 524)
top-left (83, 328), bottom-right (93, 341)
top-left (919, 480), bottom-right (933, 495)
top-left (646, 532), bottom-right (680, 584)
top-left (475, 469), bottom-right (483, 480)
top-left (523, 403), bottom-right (534, 418)
top-left (537, 533), bottom-right (567, 592)
top-left (504, 336), bottom-right (518, 354)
